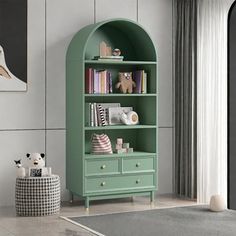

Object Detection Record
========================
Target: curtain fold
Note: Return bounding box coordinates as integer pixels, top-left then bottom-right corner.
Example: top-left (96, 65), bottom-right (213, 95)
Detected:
top-left (197, 0), bottom-right (233, 204)
top-left (174, 0), bottom-right (197, 199)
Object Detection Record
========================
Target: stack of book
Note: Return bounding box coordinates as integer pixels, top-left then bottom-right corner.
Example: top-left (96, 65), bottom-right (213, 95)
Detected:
top-left (85, 103), bottom-right (134, 127)
top-left (133, 70), bottom-right (147, 94)
top-left (85, 103), bottom-right (120, 127)
top-left (93, 56), bottom-right (124, 61)
top-left (85, 68), bottom-right (113, 94)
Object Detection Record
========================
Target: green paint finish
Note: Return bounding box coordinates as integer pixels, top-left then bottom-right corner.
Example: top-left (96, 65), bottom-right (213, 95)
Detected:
top-left (123, 156), bottom-right (155, 173)
top-left (84, 151), bottom-right (156, 158)
top-left (85, 174), bottom-right (154, 193)
top-left (85, 60), bottom-right (157, 65)
top-left (85, 159), bottom-right (119, 176)
top-left (66, 18), bottom-right (158, 208)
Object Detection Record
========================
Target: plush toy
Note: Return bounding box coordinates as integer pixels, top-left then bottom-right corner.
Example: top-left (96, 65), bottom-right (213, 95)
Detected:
top-left (26, 153), bottom-right (45, 168)
top-left (14, 159), bottom-right (26, 178)
top-left (25, 153), bottom-right (51, 177)
top-left (116, 72), bottom-right (136, 94)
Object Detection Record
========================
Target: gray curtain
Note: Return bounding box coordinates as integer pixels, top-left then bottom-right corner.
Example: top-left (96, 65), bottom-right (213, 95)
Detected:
top-left (174, 0), bottom-right (197, 199)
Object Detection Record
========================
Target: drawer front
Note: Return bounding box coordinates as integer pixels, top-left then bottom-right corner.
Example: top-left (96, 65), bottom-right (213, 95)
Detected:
top-left (85, 174), bottom-right (154, 193)
top-left (123, 157), bottom-right (154, 173)
top-left (85, 159), bottom-right (119, 176)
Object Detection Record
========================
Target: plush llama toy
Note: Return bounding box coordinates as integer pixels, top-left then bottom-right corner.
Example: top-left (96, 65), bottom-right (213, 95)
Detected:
top-left (14, 159), bottom-right (26, 178)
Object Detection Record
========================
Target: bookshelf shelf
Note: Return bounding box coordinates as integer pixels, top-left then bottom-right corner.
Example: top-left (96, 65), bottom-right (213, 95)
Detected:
top-left (85, 60), bottom-right (157, 65)
top-left (66, 18), bottom-right (158, 209)
top-left (84, 151), bottom-right (156, 159)
top-left (84, 125), bottom-right (157, 130)
top-left (84, 93), bottom-right (157, 97)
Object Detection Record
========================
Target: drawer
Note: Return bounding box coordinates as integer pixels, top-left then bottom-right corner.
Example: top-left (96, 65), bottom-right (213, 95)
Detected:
top-left (123, 157), bottom-right (154, 173)
top-left (85, 159), bottom-right (119, 176)
top-left (85, 174), bottom-right (154, 193)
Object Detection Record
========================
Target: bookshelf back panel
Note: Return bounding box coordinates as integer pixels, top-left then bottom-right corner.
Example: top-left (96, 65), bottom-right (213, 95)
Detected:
top-left (84, 97), bottom-right (156, 126)
top-left (85, 64), bottom-right (156, 94)
top-left (85, 21), bottom-right (156, 61)
top-left (85, 25), bottom-right (136, 61)
top-left (84, 129), bottom-right (156, 154)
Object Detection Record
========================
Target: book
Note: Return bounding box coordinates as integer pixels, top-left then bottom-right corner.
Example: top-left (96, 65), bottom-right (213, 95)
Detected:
top-left (90, 103), bottom-right (94, 126)
top-left (85, 102), bottom-right (91, 126)
top-left (100, 70), bottom-right (107, 94)
top-left (108, 72), bottom-right (113, 93)
top-left (141, 71), bottom-right (147, 93)
top-left (93, 103), bottom-right (98, 126)
top-left (133, 70), bottom-right (143, 93)
top-left (94, 55), bottom-right (124, 61)
top-left (93, 70), bottom-right (99, 93)
top-left (96, 104), bottom-right (107, 126)
top-left (85, 68), bottom-right (93, 93)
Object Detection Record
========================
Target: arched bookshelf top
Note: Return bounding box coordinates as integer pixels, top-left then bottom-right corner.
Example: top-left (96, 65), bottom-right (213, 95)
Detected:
top-left (67, 18), bottom-right (157, 62)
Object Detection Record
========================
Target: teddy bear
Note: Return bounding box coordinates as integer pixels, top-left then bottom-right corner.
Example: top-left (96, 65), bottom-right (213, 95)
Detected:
top-left (115, 72), bottom-right (136, 94)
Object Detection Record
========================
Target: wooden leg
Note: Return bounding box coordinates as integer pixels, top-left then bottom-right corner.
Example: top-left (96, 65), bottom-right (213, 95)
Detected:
top-left (70, 192), bottom-right (74, 203)
top-left (85, 196), bottom-right (90, 210)
top-left (150, 191), bottom-right (155, 203)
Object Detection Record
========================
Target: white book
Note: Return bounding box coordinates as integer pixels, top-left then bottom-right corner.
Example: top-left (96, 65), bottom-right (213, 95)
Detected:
top-left (90, 103), bottom-right (94, 126)
top-left (93, 103), bottom-right (98, 126)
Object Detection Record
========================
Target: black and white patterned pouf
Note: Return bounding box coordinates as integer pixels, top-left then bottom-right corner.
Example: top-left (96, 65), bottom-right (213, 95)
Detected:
top-left (15, 175), bottom-right (60, 216)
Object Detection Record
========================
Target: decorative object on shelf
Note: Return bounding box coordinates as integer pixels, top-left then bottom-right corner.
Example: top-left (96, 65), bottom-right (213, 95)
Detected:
top-left (91, 133), bottom-right (113, 154)
top-left (14, 159), bottom-right (26, 178)
top-left (25, 153), bottom-right (52, 177)
top-left (112, 48), bottom-right (121, 56)
top-left (93, 42), bottom-right (124, 61)
top-left (100, 41), bottom-right (111, 57)
top-left (120, 111), bottom-right (139, 125)
top-left (116, 72), bottom-right (136, 94)
top-left (108, 106), bottom-right (133, 125)
top-left (209, 195), bottom-right (226, 212)
top-left (115, 138), bottom-right (134, 153)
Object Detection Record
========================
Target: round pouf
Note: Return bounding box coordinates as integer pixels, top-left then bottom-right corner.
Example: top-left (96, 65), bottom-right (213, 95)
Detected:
top-left (15, 175), bottom-right (60, 216)
top-left (209, 195), bottom-right (226, 212)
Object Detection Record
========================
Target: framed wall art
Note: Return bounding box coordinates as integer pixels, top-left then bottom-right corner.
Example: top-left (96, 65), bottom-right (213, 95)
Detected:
top-left (0, 0), bottom-right (27, 91)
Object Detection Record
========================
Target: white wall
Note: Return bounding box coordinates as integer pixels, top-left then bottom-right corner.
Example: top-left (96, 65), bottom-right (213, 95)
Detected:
top-left (0, 0), bottom-right (173, 206)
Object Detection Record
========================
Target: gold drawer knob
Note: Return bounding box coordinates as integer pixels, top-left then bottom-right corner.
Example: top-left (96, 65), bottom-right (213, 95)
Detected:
top-left (136, 179), bottom-right (140, 184)
top-left (136, 163), bottom-right (140, 167)
top-left (101, 165), bottom-right (106, 169)
top-left (101, 182), bottom-right (106, 186)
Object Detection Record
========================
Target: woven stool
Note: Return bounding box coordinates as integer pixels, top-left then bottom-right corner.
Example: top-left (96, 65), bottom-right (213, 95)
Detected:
top-left (15, 175), bottom-right (60, 216)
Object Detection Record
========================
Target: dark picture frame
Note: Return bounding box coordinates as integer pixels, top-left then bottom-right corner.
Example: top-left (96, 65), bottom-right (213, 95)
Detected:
top-left (0, 0), bottom-right (27, 91)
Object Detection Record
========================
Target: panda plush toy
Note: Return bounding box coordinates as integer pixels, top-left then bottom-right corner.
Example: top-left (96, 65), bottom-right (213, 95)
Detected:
top-left (25, 153), bottom-right (51, 177)
top-left (26, 153), bottom-right (45, 168)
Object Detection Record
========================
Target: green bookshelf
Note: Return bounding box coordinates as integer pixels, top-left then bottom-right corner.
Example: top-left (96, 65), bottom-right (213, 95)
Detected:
top-left (66, 18), bottom-right (158, 209)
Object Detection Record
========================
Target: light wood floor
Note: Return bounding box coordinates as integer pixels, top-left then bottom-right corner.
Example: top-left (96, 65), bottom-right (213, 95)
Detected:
top-left (0, 194), bottom-right (198, 236)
